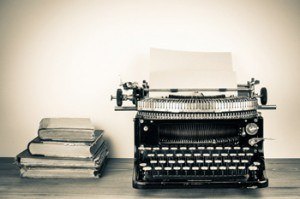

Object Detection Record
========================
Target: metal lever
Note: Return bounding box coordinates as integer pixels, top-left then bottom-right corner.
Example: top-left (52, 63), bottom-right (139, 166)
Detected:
top-left (258, 105), bottom-right (277, 110)
top-left (248, 138), bottom-right (274, 146)
top-left (114, 106), bottom-right (137, 111)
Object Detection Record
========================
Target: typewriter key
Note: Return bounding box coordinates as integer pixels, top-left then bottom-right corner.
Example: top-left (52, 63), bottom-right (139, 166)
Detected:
top-left (159, 160), bottom-right (166, 164)
top-left (164, 167), bottom-right (172, 171)
top-left (253, 161), bottom-right (261, 166)
top-left (178, 160), bottom-right (185, 164)
top-left (187, 160), bottom-right (194, 164)
top-left (248, 165), bottom-right (258, 171)
top-left (154, 166), bottom-right (162, 170)
top-left (246, 153), bottom-right (254, 157)
top-left (139, 163), bottom-right (147, 167)
top-left (143, 166), bottom-right (152, 171)
top-left (173, 166), bottom-right (181, 171)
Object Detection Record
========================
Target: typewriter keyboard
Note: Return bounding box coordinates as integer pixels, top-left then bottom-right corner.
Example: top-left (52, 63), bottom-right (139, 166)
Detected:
top-left (137, 145), bottom-right (261, 180)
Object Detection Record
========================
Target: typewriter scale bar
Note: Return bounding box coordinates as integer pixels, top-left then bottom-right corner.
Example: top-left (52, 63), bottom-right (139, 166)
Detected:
top-left (148, 88), bottom-right (250, 92)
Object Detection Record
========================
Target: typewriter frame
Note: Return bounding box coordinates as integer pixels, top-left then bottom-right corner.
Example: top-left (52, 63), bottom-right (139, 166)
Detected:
top-left (112, 78), bottom-right (275, 189)
top-left (133, 115), bottom-right (268, 189)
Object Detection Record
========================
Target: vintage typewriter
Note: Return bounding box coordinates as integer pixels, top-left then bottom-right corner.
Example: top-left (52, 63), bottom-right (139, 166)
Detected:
top-left (111, 78), bottom-right (276, 188)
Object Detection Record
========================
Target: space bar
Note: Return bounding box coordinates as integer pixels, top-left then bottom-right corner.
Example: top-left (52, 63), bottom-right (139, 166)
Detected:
top-left (148, 175), bottom-right (247, 181)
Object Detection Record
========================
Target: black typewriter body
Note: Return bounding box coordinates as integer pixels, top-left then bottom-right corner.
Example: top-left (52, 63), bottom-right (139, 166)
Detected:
top-left (133, 116), bottom-right (267, 188)
top-left (112, 78), bottom-right (276, 189)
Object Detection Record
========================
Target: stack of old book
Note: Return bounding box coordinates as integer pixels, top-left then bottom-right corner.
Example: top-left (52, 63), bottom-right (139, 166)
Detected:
top-left (16, 118), bottom-right (108, 178)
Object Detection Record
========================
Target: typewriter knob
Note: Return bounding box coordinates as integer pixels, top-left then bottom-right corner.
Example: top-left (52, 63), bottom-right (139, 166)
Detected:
top-left (260, 87), bottom-right (268, 105)
top-left (246, 123), bottom-right (259, 135)
top-left (143, 126), bottom-right (149, 132)
top-left (116, 89), bottom-right (123, 107)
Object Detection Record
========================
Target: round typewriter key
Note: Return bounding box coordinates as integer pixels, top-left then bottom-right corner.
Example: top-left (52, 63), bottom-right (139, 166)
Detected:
top-left (152, 147), bottom-right (160, 151)
top-left (162, 146), bottom-right (169, 150)
top-left (232, 159), bottom-right (240, 163)
top-left (145, 147), bottom-right (152, 151)
top-left (187, 160), bottom-right (194, 164)
top-left (170, 147), bottom-right (178, 150)
top-left (221, 153), bottom-right (228, 157)
top-left (157, 153), bottom-right (164, 157)
top-left (219, 166), bottom-right (226, 170)
top-left (175, 153), bottom-right (183, 157)
top-left (253, 161), bottom-right (261, 166)
top-left (173, 166), bottom-right (181, 170)
top-left (178, 160), bottom-right (185, 164)
top-left (147, 153), bottom-right (155, 157)
top-left (159, 160), bottom-right (166, 164)
top-left (229, 166), bottom-right (236, 170)
top-left (210, 166), bottom-right (218, 170)
top-left (183, 166), bottom-right (190, 170)
top-left (238, 166), bottom-right (246, 170)
top-left (207, 147), bottom-right (214, 150)
top-left (189, 147), bottom-right (196, 150)
top-left (166, 153), bottom-right (173, 157)
top-left (243, 147), bottom-right (250, 151)
top-left (180, 146), bottom-right (187, 150)
top-left (224, 147), bottom-right (232, 150)
top-left (215, 160), bottom-right (222, 163)
top-left (248, 165), bottom-right (258, 171)
top-left (203, 153), bottom-right (210, 157)
top-left (168, 160), bottom-right (176, 164)
top-left (212, 153), bottom-right (219, 157)
top-left (246, 153), bottom-right (254, 157)
top-left (229, 153), bottom-right (237, 157)
top-left (164, 167), bottom-right (172, 171)
top-left (150, 160), bottom-right (157, 164)
top-left (205, 159), bottom-right (213, 163)
top-left (138, 146), bottom-right (145, 151)
top-left (196, 159), bottom-right (204, 163)
top-left (184, 153), bottom-right (192, 157)
top-left (154, 166), bottom-right (162, 170)
top-left (234, 146), bottom-right (241, 150)
top-left (201, 166), bottom-right (209, 170)
top-left (238, 153), bottom-right (245, 157)
top-left (198, 146), bottom-right (205, 150)
top-left (192, 166), bottom-right (200, 170)
top-left (224, 159), bottom-right (231, 163)
top-left (139, 163), bottom-right (147, 167)
top-left (143, 166), bottom-right (152, 171)
top-left (194, 153), bottom-right (201, 157)
top-left (241, 159), bottom-right (249, 163)
top-left (216, 147), bottom-right (223, 150)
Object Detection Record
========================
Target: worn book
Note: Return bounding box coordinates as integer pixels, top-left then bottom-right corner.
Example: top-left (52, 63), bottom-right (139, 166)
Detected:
top-left (38, 118), bottom-right (98, 141)
top-left (28, 131), bottom-right (104, 158)
top-left (17, 143), bottom-right (108, 168)
top-left (19, 155), bottom-right (109, 178)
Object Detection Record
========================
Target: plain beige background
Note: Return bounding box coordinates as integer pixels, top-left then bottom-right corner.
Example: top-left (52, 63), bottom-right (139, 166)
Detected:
top-left (0, 0), bottom-right (299, 158)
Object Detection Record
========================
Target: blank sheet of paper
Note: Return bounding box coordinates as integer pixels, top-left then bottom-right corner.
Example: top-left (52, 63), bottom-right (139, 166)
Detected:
top-left (149, 48), bottom-right (237, 95)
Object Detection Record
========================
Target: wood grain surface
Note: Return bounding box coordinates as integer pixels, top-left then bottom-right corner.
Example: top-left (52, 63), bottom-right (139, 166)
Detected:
top-left (0, 158), bottom-right (299, 198)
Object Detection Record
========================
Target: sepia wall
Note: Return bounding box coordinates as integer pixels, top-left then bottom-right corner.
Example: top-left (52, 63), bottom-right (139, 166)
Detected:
top-left (0, 0), bottom-right (299, 158)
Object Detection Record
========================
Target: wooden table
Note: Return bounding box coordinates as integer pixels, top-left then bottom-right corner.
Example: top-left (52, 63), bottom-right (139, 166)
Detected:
top-left (0, 158), bottom-right (299, 198)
